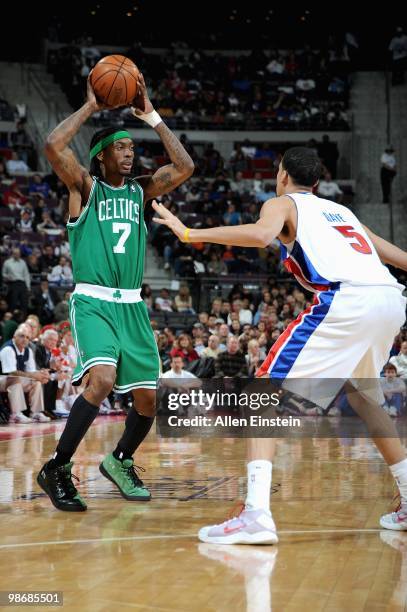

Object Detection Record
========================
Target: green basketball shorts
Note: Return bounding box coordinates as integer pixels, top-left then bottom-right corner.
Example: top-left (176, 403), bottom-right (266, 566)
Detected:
top-left (69, 283), bottom-right (160, 391)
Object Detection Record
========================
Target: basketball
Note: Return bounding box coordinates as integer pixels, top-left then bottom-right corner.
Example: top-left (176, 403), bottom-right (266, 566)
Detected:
top-left (90, 55), bottom-right (140, 107)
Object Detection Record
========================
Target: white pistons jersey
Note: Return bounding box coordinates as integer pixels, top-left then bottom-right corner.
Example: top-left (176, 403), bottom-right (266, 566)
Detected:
top-left (280, 192), bottom-right (402, 292)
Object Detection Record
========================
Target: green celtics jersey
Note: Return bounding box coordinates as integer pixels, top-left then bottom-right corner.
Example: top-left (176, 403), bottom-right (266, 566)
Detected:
top-left (67, 177), bottom-right (146, 289)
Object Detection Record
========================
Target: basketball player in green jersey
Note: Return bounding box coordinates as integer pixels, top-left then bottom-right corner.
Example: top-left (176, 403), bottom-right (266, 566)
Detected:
top-left (37, 74), bottom-right (194, 511)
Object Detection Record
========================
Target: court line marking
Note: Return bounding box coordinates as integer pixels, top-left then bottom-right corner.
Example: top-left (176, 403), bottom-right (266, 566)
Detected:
top-left (0, 528), bottom-right (384, 550)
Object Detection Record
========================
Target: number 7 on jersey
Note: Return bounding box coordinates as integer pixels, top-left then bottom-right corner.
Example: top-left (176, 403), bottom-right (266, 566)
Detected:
top-left (113, 222), bottom-right (131, 254)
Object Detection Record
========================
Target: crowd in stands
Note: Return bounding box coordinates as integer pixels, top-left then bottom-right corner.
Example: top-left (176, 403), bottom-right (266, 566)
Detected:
top-left (47, 42), bottom-right (351, 131)
top-left (0, 99), bottom-right (404, 424)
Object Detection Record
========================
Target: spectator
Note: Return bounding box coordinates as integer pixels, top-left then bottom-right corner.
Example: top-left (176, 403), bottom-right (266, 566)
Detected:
top-left (390, 341), bottom-right (407, 379)
top-left (223, 203), bottom-right (242, 226)
top-left (0, 323), bottom-right (50, 423)
top-left (10, 121), bottom-right (34, 164)
top-left (37, 210), bottom-right (62, 235)
top-left (32, 278), bottom-right (59, 324)
top-left (141, 283), bottom-right (154, 311)
top-left (228, 299), bottom-right (253, 326)
top-left (1, 309), bottom-right (24, 343)
top-left (380, 146), bottom-right (397, 204)
top-left (16, 209), bottom-right (35, 233)
top-left (34, 328), bottom-right (62, 419)
top-left (170, 333), bottom-right (199, 363)
top-left (245, 339), bottom-right (267, 377)
top-left (157, 333), bottom-right (171, 371)
top-left (53, 291), bottom-right (71, 323)
top-left (202, 334), bottom-right (222, 359)
top-left (1, 248), bottom-right (30, 313)
top-left (207, 252), bottom-right (228, 275)
top-left (39, 244), bottom-right (58, 273)
top-left (6, 151), bottom-right (29, 173)
top-left (389, 26), bottom-right (407, 85)
top-left (214, 335), bottom-right (248, 377)
top-left (25, 315), bottom-right (41, 342)
top-left (381, 363), bottom-right (406, 417)
top-left (174, 285), bottom-right (195, 313)
top-left (318, 135), bottom-right (339, 178)
top-left (28, 174), bottom-right (51, 198)
top-left (229, 171), bottom-right (247, 195)
top-left (47, 256), bottom-right (73, 285)
top-left (317, 172), bottom-right (343, 202)
top-left (155, 288), bottom-right (174, 312)
top-left (255, 183), bottom-right (276, 204)
top-left (161, 356), bottom-right (199, 388)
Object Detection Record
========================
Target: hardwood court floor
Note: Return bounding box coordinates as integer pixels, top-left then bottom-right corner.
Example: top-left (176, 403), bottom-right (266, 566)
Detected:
top-left (0, 416), bottom-right (407, 611)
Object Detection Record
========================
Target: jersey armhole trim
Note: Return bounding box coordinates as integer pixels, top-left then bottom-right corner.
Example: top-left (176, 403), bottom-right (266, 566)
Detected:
top-left (279, 194), bottom-right (299, 247)
top-left (66, 178), bottom-right (96, 228)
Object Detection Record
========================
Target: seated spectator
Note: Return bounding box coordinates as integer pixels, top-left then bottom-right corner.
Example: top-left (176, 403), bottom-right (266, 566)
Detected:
top-left (39, 244), bottom-right (58, 272)
top-left (390, 341), bottom-right (407, 379)
top-left (0, 323), bottom-right (50, 423)
top-left (174, 285), bottom-right (195, 313)
top-left (207, 252), bottom-right (228, 275)
top-left (161, 356), bottom-right (199, 392)
top-left (381, 363), bottom-right (406, 417)
top-left (157, 333), bottom-right (171, 371)
top-left (26, 253), bottom-right (41, 275)
top-left (1, 180), bottom-right (29, 209)
top-left (155, 288), bottom-right (174, 312)
top-left (32, 278), bottom-right (59, 324)
top-left (6, 151), bottom-right (29, 173)
top-left (10, 121), bottom-right (34, 164)
top-left (16, 208), bottom-right (35, 233)
top-left (214, 335), bottom-right (248, 378)
top-left (229, 171), bottom-right (247, 195)
top-left (141, 283), bottom-right (154, 311)
top-left (28, 174), bottom-right (51, 198)
top-left (25, 315), bottom-right (41, 342)
top-left (223, 203), bottom-right (242, 226)
top-left (317, 172), bottom-right (343, 202)
top-left (170, 333), bottom-right (199, 363)
top-left (34, 328), bottom-right (62, 418)
top-left (228, 299), bottom-right (253, 326)
top-left (246, 339), bottom-right (267, 377)
top-left (47, 256), bottom-right (73, 286)
top-left (255, 183), bottom-right (276, 204)
top-left (202, 334), bottom-right (223, 359)
top-left (139, 149), bottom-right (156, 173)
top-left (54, 291), bottom-right (71, 323)
top-left (37, 210), bottom-right (63, 235)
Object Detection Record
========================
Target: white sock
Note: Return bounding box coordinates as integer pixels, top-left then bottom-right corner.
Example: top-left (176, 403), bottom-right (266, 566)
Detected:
top-left (390, 458), bottom-right (407, 502)
top-left (245, 460), bottom-right (272, 513)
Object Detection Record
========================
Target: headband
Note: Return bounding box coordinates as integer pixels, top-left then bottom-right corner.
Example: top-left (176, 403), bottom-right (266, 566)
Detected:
top-left (89, 130), bottom-right (132, 160)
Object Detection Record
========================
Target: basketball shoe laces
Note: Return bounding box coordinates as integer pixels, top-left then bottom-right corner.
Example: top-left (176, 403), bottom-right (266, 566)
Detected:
top-left (121, 463), bottom-right (147, 489)
top-left (53, 465), bottom-right (80, 499)
top-left (211, 501), bottom-right (246, 529)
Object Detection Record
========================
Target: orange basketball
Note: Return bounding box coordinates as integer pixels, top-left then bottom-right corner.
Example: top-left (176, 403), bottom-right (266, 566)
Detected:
top-left (90, 55), bottom-right (140, 107)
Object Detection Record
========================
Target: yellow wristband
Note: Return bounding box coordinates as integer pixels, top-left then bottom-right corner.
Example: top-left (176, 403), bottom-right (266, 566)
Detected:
top-left (183, 227), bottom-right (191, 243)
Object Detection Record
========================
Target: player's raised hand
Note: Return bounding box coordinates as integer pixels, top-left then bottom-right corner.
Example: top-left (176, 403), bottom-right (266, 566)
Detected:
top-left (152, 200), bottom-right (188, 242)
top-left (86, 73), bottom-right (123, 112)
top-left (131, 73), bottom-right (154, 116)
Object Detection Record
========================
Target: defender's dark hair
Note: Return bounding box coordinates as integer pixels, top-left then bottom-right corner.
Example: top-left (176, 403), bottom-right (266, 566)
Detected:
top-left (281, 147), bottom-right (322, 187)
top-left (89, 127), bottom-right (124, 178)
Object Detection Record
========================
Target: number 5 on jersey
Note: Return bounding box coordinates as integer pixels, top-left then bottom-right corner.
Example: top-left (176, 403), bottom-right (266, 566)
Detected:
top-left (334, 225), bottom-right (372, 254)
top-left (113, 222), bottom-right (131, 254)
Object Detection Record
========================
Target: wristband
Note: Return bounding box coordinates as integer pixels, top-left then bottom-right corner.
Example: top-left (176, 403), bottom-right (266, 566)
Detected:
top-left (183, 228), bottom-right (191, 243)
top-left (138, 110), bottom-right (162, 128)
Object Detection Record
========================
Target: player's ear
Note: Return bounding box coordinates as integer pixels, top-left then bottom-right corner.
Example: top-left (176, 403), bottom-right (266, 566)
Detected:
top-left (97, 152), bottom-right (104, 163)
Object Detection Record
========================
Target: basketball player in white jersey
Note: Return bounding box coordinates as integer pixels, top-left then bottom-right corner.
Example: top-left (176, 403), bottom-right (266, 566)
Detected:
top-left (153, 147), bottom-right (407, 543)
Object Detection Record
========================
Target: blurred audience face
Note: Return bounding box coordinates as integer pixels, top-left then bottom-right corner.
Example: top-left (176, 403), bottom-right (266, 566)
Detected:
top-left (208, 335), bottom-right (219, 349)
top-left (227, 336), bottom-right (240, 354)
top-left (171, 355), bottom-right (184, 374)
top-left (42, 330), bottom-right (59, 351)
top-left (14, 324), bottom-right (32, 350)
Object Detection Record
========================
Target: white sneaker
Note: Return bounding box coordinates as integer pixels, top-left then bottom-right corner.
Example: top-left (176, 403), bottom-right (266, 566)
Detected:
top-left (11, 412), bottom-right (33, 424)
top-left (32, 412), bottom-right (51, 423)
top-left (198, 507), bottom-right (278, 545)
top-left (54, 400), bottom-right (70, 417)
top-left (380, 500), bottom-right (407, 531)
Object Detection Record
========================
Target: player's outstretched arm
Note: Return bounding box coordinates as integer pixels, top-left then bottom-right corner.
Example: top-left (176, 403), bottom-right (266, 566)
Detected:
top-left (152, 197), bottom-right (289, 248)
top-left (44, 76), bottom-right (114, 217)
top-left (363, 225), bottom-right (407, 271)
top-left (131, 74), bottom-right (194, 201)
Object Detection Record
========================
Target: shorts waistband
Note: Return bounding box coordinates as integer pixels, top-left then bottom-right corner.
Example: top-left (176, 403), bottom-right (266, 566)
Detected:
top-left (73, 283), bottom-right (142, 303)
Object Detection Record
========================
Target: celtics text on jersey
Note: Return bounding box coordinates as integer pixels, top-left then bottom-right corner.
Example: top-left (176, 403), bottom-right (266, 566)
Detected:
top-left (67, 177), bottom-right (146, 289)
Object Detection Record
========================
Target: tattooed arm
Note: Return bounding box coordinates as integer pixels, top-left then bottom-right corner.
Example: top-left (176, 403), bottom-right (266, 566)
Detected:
top-left (132, 74), bottom-right (194, 203)
top-left (44, 77), bottom-right (105, 218)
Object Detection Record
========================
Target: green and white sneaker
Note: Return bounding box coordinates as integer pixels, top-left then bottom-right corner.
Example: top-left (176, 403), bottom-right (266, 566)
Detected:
top-left (99, 453), bottom-right (151, 501)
